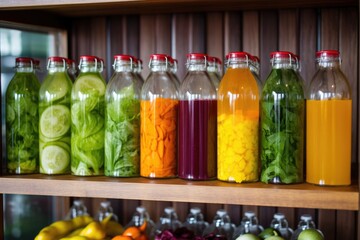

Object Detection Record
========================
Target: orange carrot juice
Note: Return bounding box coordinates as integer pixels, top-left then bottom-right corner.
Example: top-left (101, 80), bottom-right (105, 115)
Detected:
top-left (306, 99), bottom-right (351, 185)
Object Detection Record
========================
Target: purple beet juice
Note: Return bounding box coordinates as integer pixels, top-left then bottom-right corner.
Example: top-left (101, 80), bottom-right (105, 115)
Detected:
top-left (178, 99), bottom-right (217, 180)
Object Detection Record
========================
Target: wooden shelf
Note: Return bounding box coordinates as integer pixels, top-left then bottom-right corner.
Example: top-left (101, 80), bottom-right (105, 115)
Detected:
top-left (0, 0), bottom-right (357, 16)
top-left (0, 174), bottom-right (357, 211)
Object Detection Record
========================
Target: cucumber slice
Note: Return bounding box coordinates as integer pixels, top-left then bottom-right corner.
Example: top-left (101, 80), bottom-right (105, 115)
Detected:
top-left (74, 75), bottom-right (105, 96)
top-left (41, 145), bottom-right (70, 174)
top-left (40, 105), bottom-right (71, 139)
top-left (45, 74), bottom-right (69, 101)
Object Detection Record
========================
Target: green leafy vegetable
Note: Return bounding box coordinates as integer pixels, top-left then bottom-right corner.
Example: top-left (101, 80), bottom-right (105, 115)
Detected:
top-left (260, 68), bottom-right (305, 183)
top-left (6, 71), bottom-right (40, 174)
top-left (105, 84), bottom-right (140, 177)
top-left (71, 73), bottom-right (106, 176)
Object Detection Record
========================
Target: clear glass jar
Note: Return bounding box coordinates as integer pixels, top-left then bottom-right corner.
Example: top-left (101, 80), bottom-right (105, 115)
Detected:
top-left (6, 57), bottom-right (40, 174)
top-left (178, 53), bottom-right (217, 180)
top-left (217, 52), bottom-right (260, 183)
top-left (105, 55), bottom-right (142, 177)
top-left (249, 55), bottom-right (262, 90)
top-left (260, 51), bottom-right (305, 184)
top-left (291, 214), bottom-right (323, 240)
top-left (134, 58), bottom-right (145, 83)
top-left (207, 56), bottom-right (222, 91)
top-left (270, 213), bottom-right (293, 240)
top-left (71, 55), bottom-right (106, 176)
top-left (183, 207), bottom-right (209, 237)
top-left (140, 54), bottom-right (178, 178)
top-left (95, 201), bottom-right (119, 222)
top-left (306, 50), bottom-right (352, 186)
top-left (233, 211), bottom-right (263, 238)
top-left (39, 56), bottom-right (73, 175)
top-left (203, 209), bottom-right (236, 240)
top-left (154, 207), bottom-right (182, 236)
top-left (65, 199), bottom-right (89, 220)
top-left (126, 206), bottom-right (155, 238)
top-left (168, 56), bottom-right (181, 88)
top-left (66, 58), bottom-right (78, 82)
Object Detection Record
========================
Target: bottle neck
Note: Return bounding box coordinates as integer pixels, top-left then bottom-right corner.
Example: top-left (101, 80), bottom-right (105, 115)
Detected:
top-left (187, 59), bottom-right (207, 71)
top-left (317, 59), bottom-right (341, 69)
top-left (114, 65), bottom-right (133, 73)
top-left (79, 64), bottom-right (101, 73)
top-left (271, 58), bottom-right (294, 69)
top-left (16, 67), bottom-right (34, 73)
top-left (150, 62), bottom-right (168, 72)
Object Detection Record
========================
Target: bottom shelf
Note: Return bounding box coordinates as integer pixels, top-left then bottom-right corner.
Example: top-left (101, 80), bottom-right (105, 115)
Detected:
top-left (0, 174), bottom-right (357, 210)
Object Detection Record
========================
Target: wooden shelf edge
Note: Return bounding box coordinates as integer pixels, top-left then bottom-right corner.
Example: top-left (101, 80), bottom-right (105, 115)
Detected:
top-left (0, 175), bottom-right (357, 211)
top-left (0, 0), bottom-right (357, 17)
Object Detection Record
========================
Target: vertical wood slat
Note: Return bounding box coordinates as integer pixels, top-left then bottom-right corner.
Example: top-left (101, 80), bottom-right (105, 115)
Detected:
top-left (242, 11), bottom-right (260, 57)
top-left (172, 13), bottom-right (191, 80)
top-left (320, 9), bottom-right (340, 49)
top-left (278, 9), bottom-right (299, 54)
top-left (259, 10), bottom-right (278, 81)
top-left (339, 7), bottom-right (359, 167)
top-left (299, 9), bottom-right (317, 85)
top-left (318, 210), bottom-right (336, 240)
top-left (224, 12), bottom-right (242, 58)
top-left (206, 12), bottom-right (224, 59)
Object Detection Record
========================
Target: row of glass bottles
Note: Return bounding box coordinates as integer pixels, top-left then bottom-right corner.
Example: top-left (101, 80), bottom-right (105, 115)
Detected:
top-left (66, 200), bottom-right (323, 240)
top-left (6, 50), bottom-right (351, 186)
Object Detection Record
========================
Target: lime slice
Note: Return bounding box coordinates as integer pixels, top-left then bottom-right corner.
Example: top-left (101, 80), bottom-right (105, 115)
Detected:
top-left (74, 75), bottom-right (105, 96)
top-left (41, 145), bottom-right (70, 174)
top-left (40, 105), bottom-right (71, 139)
top-left (46, 74), bottom-right (70, 101)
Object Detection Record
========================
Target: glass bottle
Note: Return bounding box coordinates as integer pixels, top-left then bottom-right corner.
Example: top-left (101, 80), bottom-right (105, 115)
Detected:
top-left (6, 57), bottom-right (40, 174)
top-left (249, 55), bottom-right (262, 89)
top-left (233, 211), bottom-right (263, 238)
top-left (260, 51), bottom-right (305, 184)
top-left (71, 55), bottom-right (106, 176)
top-left (178, 53), bottom-right (217, 180)
top-left (66, 58), bottom-right (78, 82)
top-left (65, 199), bottom-right (89, 220)
top-left (134, 58), bottom-right (145, 83)
top-left (306, 50), bottom-right (351, 186)
top-left (291, 214), bottom-right (323, 240)
top-left (183, 207), bottom-right (209, 237)
top-left (105, 55), bottom-right (142, 177)
top-left (207, 56), bottom-right (221, 91)
top-left (270, 213), bottom-right (293, 240)
top-left (126, 206), bottom-right (155, 238)
top-left (217, 52), bottom-right (260, 183)
top-left (140, 54), bottom-right (178, 178)
top-left (202, 209), bottom-right (236, 240)
top-left (154, 207), bottom-right (182, 236)
top-left (95, 201), bottom-right (119, 222)
top-left (168, 56), bottom-right (181, 88)
top-left (39, 56), bottom-right (73, 174)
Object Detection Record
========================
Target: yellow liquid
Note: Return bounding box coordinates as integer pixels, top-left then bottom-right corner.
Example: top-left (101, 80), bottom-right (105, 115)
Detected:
top-left (306, 99), bottom-right (352, 185)
top-left (217, 68), bottom-right (260, 183)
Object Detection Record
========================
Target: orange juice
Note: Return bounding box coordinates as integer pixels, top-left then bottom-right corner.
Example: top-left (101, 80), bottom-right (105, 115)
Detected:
top-left (217, 67), bottom-right (260, 183)
top-left (306, 99), bottom-right (352, 185)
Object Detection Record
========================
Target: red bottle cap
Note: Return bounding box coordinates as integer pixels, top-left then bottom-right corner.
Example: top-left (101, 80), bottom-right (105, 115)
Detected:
top-left (316, 50), bottom-right (340, 58)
